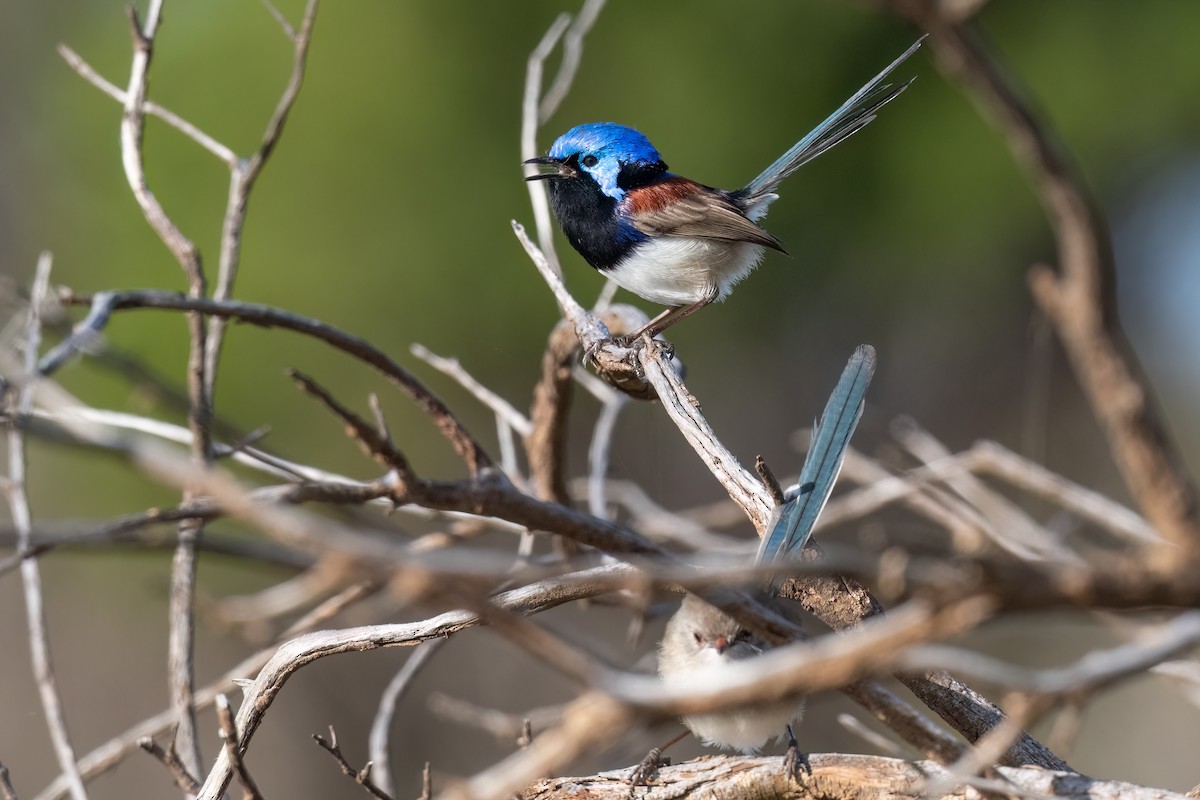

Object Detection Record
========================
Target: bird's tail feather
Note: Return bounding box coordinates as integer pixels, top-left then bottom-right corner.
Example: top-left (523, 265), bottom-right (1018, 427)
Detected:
top-left (756, 344), bottom-right (875, 565)
top-left (738, 37), bottom-right (925, 203)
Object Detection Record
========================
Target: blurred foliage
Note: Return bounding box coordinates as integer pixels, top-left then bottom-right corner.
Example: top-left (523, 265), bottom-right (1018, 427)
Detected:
top-left (2, 0), bottom-right (1199, 796)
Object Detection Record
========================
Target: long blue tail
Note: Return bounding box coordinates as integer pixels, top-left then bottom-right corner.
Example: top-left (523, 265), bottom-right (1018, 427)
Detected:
top-left (737, 38), bottom-right (924, 204)
top-left (756, 345), bottom-right (875, 564)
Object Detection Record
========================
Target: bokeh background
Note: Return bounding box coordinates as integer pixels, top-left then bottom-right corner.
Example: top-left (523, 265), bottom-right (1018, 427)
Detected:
top-left (2, 1), bottom-right (1199, 797)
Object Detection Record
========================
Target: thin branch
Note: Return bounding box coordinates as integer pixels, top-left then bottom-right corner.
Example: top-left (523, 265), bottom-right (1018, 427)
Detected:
top-left (7, 257), bottom-right (87, 800)
top-left (368, 640), bottom-right (446, 798)
top-left (892, 417), bottom-right (1079, 563)
top-left (287, 368), bottom-right (415, 480)
top-left (411, 344), bottom-right (532, 436)
top-left (56, 44), bottom-right (237, 164)
top-left (44, 290), bottom-right (494, 475)
top-left (537, 0), bottom-right (607, 123)
top-left (136, 734), bottom-right (200, 794)
top-left (118, 1), bottom-right (212, 774)
top-left (525, 320), bottom-right (578, 511)
top-left (260, 0), bottom-right (296, 40)
top-left (573, 368), bottom-right (628, 521)
top-left (521, 13), bottom-right (571, 274)
top-left (216, 695), bottom-right (265, 800)
top-left (427, 693), bottom-right (564, 743)
top-left (900, 611), bottom-right (1200, 698)
top-left (312, 727), bottom-right (393, 800)
top-left (206, 0), bottom-right (319, 404)
top-left (5, 254), bottom-right (88, 800)
top-left (965, 439), bottom-right (1159, 544)
top-left (840, 680), bottom-right (963, 764)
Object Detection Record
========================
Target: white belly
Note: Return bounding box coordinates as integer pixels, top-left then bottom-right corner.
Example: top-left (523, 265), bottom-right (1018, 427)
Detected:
top-left (604, 236), bottom-right (767, 307)
top-left (683, 698), bottom-right (804, 754)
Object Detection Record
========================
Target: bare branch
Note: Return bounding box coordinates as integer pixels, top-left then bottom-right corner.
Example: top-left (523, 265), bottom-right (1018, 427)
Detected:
top-left (216, 695), bottom-right (265, 800)
top-left (312, 727), bottom-right (393, 800)
top-left (526, 321), bottom-right (578, 512)
top-left (573, 368), bottom-right (629, 521)
top-left (521, 13), bottom-right (571, 274)
top-left (136, 734), bottom-right (200, 794)
top-left (5, 254), bottom-right (88, 800)
top-left (901, 612), bottom-right (1200, 698)
top-left (368, 640), bottom-right (446, 799)
top-left (891, 417), bottom-right (1078, 563)
top-left (56, 44), bottom-right (236, 164)
top-left (115, 1), bottom-right (213, 773)
top-left (964, 440), bottom-right (1159, 544)
top-left (538, 0), bottom-right (607, 123)
top-left (44, 290), bottom-right (494, 475)
top-left (206, 0), bottom-right (319, 406)
top-left (288, 368), bottom-right (415, 480)
top-left (428, 693), bottom-right (564, 744)
top-left (411, 344), bottom-right (532, 436)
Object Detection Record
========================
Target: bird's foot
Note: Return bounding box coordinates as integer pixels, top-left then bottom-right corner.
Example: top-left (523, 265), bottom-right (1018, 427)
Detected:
top-left (582, 339), bottom-right (606, 370)
top-left (784, 725), bottom-right (812, 784)
top-left (627, 746), bottom-right (668, 795)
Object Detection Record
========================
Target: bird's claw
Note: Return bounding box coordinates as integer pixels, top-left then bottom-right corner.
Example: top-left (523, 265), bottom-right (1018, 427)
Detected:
top-left (784, 725), bottom-right (812, 784)
top-left (582, 340), bottom-right (605, 369)
top-left (627, 747), bottom-right (666, 795)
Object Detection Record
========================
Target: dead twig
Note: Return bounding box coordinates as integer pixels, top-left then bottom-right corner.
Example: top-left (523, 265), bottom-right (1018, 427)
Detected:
top-left (4, 254), bottom-right (88, 800)
top-left (312, 727), bottom-right (394, 800)
top-left (44, 290), bottom-right (493, 475)
top-left (136, 733), bottom-right (200, 794)
top-left (216, 695), bottom-right (265, 800)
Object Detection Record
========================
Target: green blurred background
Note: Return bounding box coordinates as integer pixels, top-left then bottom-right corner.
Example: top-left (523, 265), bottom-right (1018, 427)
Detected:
top-left (2, 1), bottom-right (1199, 797)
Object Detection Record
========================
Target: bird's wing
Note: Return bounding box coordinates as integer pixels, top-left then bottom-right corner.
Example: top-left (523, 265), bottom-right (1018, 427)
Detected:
top-left (737, 37), bottom-right (924, 204)
top-left (624, 176), bottom-right (786, 252)
top-left (756, 345), bottom-right (875, 565)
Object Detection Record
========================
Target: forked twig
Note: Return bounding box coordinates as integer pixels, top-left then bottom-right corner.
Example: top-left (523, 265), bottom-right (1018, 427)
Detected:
top-left (312, 726), bottom-right (394, 800)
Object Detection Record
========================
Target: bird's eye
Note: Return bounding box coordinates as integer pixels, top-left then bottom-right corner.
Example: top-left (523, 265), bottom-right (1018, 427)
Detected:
top-left (581, 154), bottom-right (599, 168)
top-left (692, 632), bottom-right (702, 644)
top-left (734, 629), bottom-right (751, 642)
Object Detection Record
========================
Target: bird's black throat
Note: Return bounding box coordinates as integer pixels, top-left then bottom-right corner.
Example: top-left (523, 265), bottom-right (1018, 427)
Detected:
top-left (546, 158), bottom-right (668, 272)
top-left (546, 177), bottom-right (632, 272)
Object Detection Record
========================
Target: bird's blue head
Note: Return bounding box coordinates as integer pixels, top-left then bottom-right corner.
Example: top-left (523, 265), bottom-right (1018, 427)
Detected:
top-left (525, 122), bottom-right (667, 200)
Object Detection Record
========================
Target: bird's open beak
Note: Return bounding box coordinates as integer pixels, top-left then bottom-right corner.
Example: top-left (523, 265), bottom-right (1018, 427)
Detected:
top-left (523, 156), bottom-right (572, 181)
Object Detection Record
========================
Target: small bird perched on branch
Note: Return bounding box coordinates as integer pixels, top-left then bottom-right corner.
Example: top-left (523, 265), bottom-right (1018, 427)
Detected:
top-left (641, 345), bottom-right (875, 781)
top-left (525, 39), bottom-right (922, 341)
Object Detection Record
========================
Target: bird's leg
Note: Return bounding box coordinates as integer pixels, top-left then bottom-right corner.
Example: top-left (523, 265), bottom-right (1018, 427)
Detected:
top-left (783, 724), bottom-right (812, 783)
top-left (628, 729), bottom-right (690, 794)
top-left (625, 287), bottom-right (718, 343)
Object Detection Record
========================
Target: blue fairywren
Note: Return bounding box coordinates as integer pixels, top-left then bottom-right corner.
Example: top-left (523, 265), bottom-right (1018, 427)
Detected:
top-left (525, 40), bottom-right (922, 341)
top-left (656, 346), bottom-right (874, 758)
